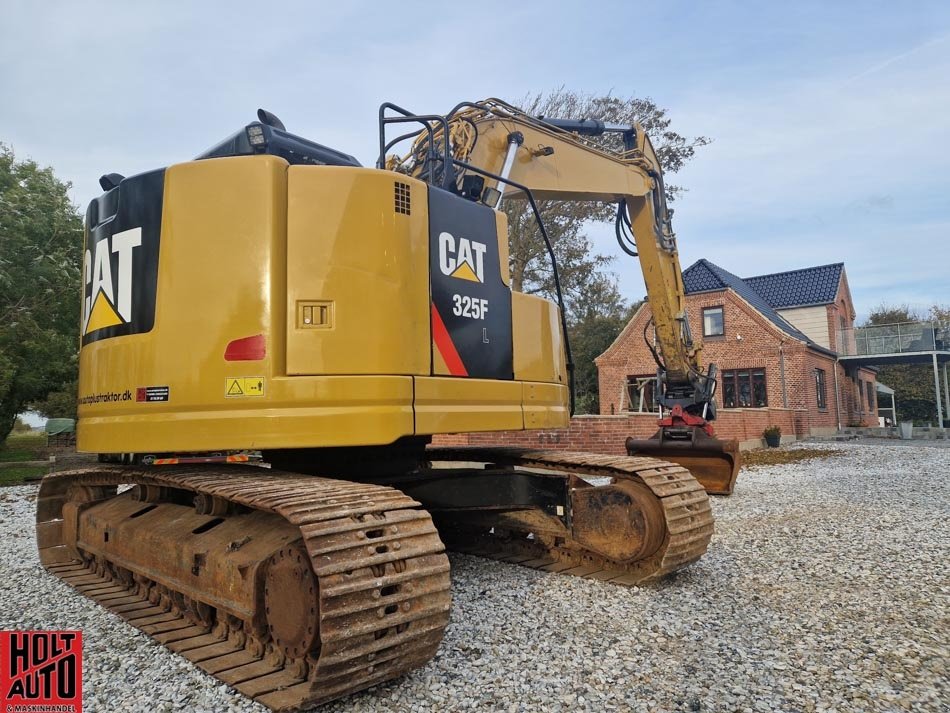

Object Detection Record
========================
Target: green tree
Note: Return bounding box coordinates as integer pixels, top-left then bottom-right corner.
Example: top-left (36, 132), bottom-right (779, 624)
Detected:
top-left (505, 89), bottom-right (709, 413)
top-left (31, 379), bottom-right (78, 421)
top-left (506, 89), bottom-right (710, 311)
top-left (864, 304), bottom-right (948, 424)
top-left (930, 303), bottom-right (949, 324)
top-left (569, 301), bottom-right (643, 414)
top-left (0, 144), bottom-right (82, 442)
top-left (11, 416), bottom-right (32, 433)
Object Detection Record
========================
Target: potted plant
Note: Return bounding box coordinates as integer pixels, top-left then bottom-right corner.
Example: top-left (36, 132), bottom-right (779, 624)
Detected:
top-left (763, 425), bottom-right (782, 448)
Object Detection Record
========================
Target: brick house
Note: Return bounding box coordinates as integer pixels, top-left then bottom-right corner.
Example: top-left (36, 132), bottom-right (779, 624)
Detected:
top-left (436, 260), bottom-right (877, 454)
top-left (596, 260), bottom-right (879, 439)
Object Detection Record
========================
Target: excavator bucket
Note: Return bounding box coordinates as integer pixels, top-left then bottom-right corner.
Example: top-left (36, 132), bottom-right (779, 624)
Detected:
top-left (626, 426), bottom-right (741, 496)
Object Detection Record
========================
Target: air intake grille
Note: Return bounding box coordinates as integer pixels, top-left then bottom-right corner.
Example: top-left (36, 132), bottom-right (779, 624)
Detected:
top-left (394, 182), bottom-right (411, 215)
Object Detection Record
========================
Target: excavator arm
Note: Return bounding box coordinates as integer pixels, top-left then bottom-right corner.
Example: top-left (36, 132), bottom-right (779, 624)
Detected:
top-left (388, 99), bottom-right (739, 494)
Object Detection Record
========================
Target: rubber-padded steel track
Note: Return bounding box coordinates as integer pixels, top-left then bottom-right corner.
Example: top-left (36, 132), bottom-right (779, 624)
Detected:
top-left (426, 447), bottom-right (714, 584)
top-left (36, 466), bottom-right (451, 711)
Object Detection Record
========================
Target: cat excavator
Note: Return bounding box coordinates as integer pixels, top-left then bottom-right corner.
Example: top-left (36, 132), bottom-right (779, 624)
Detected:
top-left (36, 98), bottom-right (739, 711)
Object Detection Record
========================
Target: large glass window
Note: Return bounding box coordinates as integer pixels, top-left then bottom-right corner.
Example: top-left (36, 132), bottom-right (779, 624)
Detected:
top-left (723, 374), bottom-right (735, 409)
top-left (815, 369), bottom-right (827, 409)
top-left (721, 369), bottom-right (767, 408)
top-left (752, 370), bottom-right (767, 407)
top-left (703, 306), bottom-right (724, 337)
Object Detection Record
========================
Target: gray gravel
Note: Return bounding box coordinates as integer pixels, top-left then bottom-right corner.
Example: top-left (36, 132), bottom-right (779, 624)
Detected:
top-left (1, 442), bottom-right (947, 712)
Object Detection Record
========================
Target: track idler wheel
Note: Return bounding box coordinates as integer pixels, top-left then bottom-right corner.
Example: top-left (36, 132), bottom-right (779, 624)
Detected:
top-left (570, 479), bottom-right (666, 563)
top-left (264, 545), bottom-right (320, 660)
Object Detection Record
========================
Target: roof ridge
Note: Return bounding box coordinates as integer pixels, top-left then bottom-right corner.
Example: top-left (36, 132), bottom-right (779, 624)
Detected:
top-left (703, 260), bottom-right (748, 285)
top-left (744, 262), bottom-right (843, 282)
top-left (683, 259), bottom-right (727, 289)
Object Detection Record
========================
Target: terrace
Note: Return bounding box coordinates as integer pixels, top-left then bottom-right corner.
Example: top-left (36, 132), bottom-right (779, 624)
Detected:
top-left (837, 320), bottom-right (950, 428)
top-left (838, 320), bottom-right (950, 358)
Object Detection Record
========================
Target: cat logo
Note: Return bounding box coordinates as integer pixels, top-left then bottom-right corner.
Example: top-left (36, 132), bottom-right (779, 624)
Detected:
top-left (438, 231), bottom-right (486, 283)
top-left (82, 227), bottom-right (142, 335)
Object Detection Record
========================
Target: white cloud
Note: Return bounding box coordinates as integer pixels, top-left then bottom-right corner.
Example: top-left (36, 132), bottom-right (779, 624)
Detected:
top-left (604, 31), bottom-right (950, 318)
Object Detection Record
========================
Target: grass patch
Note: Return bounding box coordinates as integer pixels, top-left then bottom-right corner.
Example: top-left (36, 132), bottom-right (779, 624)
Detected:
top-left (742, 447), bottom-right (844, 468)
top-left (0, 432), bottom-right (48, 463)
top-left (0, 464), bottom-right (47, 486)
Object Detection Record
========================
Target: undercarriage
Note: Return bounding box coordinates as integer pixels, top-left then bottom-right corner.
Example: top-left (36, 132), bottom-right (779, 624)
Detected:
top-left (36, 448), bottom-right (712, 710)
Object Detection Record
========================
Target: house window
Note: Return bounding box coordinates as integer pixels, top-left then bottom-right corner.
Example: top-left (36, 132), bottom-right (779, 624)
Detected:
top-left (702, 306), bottom-right (724, 337)
top-left (866, 381), bottom-right (875, 411)
top-left (625, 375), bottom-right (658, 412)
top-left (721, 369), bottom-right (767, 408)
top-left (815, 369), bottom-right (827, 409)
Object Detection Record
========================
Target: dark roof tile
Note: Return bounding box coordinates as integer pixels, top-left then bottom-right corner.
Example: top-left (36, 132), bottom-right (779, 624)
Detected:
top-left (682, 260), bottom-right (726, 293)
top-left (743, 263), bottom-right (843, 308)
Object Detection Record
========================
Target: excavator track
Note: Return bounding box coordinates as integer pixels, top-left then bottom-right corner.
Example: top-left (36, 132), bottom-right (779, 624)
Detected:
top-left (426, 447), bottom-right (715, 585)
top-left (35, 466), bottom-right (451, 711)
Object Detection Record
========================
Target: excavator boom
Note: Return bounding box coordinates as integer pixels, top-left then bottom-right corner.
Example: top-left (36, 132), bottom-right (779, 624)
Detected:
top-left (391, 99), bottom-right (740, 493)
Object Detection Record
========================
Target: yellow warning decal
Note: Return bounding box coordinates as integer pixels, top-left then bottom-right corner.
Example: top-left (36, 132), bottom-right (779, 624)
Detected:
top-left (225, 377), bottom-right (265, 397)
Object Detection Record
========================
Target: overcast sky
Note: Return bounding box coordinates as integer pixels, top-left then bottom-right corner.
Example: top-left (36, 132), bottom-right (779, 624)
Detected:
top-left (2, 0), bottom-right (948, 321)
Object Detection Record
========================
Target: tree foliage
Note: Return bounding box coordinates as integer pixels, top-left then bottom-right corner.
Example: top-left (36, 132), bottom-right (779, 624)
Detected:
top-left (505, 90), bottom-right (709, 413)
top-left (0, 144), bottom-right (83, 442)
top-left (31, 380), bottom-right (79, 421)
top-left (864, 303), bottom-right (949, 425)
top-left (12, 417), bottom-right (32, 433)
top-left (506, 89), bottom-right (710, 310)
top-left (569, 302), bottom-right (642, 415)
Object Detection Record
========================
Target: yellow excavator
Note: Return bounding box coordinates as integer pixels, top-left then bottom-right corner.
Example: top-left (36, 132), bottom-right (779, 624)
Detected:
top-left (36, 98), bottom-right (739, 710)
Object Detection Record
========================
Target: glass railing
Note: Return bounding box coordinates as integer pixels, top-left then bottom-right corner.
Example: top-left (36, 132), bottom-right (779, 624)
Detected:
top-left (837, 321), bottom-right (950, 356)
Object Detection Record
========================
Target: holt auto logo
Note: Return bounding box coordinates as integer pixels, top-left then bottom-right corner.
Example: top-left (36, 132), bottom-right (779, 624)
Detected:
top-left (1, 631), bottom-right (82, 712)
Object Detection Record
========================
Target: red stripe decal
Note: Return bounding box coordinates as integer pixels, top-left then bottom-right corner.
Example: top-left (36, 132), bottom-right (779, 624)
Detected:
top-left (431, 303), bottom-right (468, 377)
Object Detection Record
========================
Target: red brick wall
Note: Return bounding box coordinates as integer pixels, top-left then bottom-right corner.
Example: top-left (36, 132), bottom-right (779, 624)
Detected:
top-left (841, 366), bottom-right (879, 426)
top-left (433, 407), bottom-right (808, 452)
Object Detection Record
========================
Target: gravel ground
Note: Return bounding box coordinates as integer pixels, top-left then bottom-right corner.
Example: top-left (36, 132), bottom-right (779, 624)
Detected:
top-left (1, 442), bottom-right (947, 712)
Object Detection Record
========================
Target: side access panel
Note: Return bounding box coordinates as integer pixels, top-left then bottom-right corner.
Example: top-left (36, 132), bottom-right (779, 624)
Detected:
top-left (286, 168), bottom-right (431, 376)
top-left (428, 188), bottom-right (512, 379)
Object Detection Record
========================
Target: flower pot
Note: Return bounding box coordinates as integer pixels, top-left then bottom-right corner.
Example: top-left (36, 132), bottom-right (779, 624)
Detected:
top-left (764, 433), bottom-right (781, 448)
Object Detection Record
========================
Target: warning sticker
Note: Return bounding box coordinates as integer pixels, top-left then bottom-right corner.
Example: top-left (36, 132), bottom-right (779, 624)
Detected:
top-left (225, 377), bottom-right (265, 397)
top-left (136, 385), bottom-right (169, 402)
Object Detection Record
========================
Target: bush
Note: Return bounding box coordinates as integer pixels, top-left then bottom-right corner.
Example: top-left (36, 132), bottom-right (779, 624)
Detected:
top-left (763, 425), bottom-right (781, 438)
top-left (11, 417), bottom-right (32, 433)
